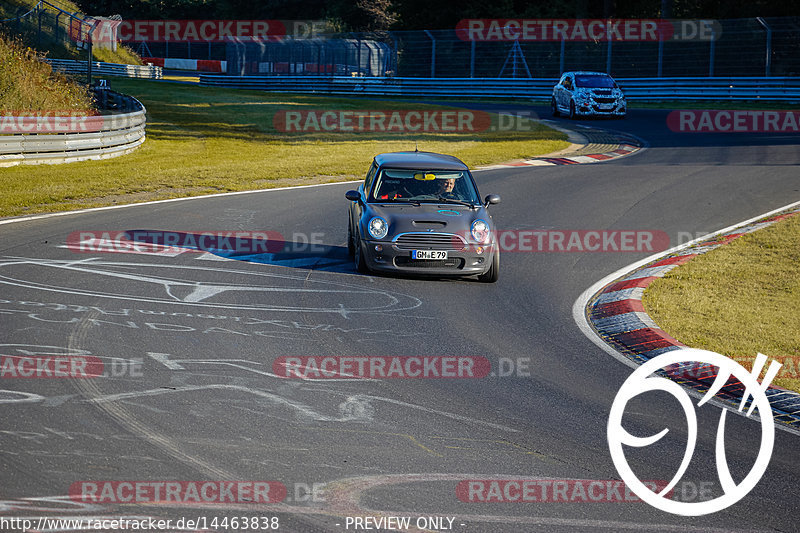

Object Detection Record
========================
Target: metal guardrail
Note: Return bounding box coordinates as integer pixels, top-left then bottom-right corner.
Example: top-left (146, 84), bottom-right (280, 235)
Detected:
top-left (47, 58), bottom-right (163, 79)
top-left (198, 75), bottom-right (800, 101)
top-left (0, 90), bottom-right (147, 167)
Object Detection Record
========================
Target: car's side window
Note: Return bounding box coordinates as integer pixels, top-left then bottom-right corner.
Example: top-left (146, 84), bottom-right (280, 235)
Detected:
top-left (564, 76), bottom-right (573, 90)
top-left (364, 162), bottom-right (377, 193)
top-left (559, 74), bottom-right (567, 87)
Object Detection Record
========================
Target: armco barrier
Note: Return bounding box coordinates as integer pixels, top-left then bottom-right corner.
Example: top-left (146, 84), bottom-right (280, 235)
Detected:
top-left (0, 90), bottom-right (147, 167)
top-left (46, 58), bottom-right (163, 79)
top-left (198, 75), bottom-right (800, 101)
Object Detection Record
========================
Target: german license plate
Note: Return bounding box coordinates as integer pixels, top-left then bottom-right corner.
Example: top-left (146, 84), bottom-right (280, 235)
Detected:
top-left (412, 250), bottom-right (447, 260)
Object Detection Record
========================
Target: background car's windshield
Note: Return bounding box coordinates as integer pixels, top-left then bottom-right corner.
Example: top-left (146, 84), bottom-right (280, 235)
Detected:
top-left (371, 169), bottom-right (479, 203)
top-left (575, 75), bottom-right (617, 88)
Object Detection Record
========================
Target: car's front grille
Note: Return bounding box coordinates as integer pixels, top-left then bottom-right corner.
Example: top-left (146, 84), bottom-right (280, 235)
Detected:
top-left (395, 257), bottom-right (464, 268)
top-left (594, 97), bottom-right (616, 104)
top-left (394, 232), bottom-right (466, 251)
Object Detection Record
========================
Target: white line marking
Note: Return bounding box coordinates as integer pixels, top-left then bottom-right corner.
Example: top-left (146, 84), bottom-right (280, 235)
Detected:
top-left (571, 199), bottom-right (800, 436)
top-left (0, 180), bottom-right (361, 226)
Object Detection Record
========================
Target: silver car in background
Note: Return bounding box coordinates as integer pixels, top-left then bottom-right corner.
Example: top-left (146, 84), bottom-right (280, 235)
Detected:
top-left (552, 71), bottom-right (626, 119)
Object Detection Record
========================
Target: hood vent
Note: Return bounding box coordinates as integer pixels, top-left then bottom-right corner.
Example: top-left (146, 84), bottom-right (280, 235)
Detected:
top-left (412, 220), bottom-right (447, 228)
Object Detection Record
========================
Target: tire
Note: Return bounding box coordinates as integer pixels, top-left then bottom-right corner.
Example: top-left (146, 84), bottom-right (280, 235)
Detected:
top-left (478, 249), bottom-right (499, 283)
top-left (354, 233), bottom-right (369, 274)
top-left (568, 100), bottom-right (576, 120)
top-left (347, 219), bottom-right (355, 257)
top-left (551, 97), bottom-right (560, 117)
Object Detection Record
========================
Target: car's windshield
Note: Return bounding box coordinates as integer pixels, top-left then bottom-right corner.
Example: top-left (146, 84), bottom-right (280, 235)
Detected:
top-left (371, 169), bottom-right (480, 204)
top-left (575, 75), bottom-right (617, 88)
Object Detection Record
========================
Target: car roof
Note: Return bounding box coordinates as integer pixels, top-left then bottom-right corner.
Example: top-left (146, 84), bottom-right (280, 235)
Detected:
top-left (373, 151), bottom-right (469, 171)
top-left (565, 71), bottom-right (614, 77)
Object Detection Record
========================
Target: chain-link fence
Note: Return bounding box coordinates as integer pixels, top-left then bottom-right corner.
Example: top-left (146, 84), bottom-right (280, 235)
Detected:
top-left (219, 18), bottom-right (800, 78)
top-left (4, 9), bottom-right (799, 77)
top-left (0, 0), bottom-right (93, 54)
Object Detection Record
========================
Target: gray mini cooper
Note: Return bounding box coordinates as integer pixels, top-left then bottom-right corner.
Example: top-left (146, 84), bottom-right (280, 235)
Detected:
top-left (345, 151), bottom-right (501, 282)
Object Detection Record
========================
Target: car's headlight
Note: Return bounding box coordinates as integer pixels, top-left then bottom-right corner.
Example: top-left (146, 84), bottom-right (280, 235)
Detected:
top-left (368, 217), bottom-right (388, 239)
top-left (471, 219), bottom-right (490, 244)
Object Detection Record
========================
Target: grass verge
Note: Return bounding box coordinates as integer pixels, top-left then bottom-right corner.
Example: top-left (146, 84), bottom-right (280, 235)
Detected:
top-left (0, 32), bottom-right (93, 112)
top-left (0, 78), bottom-right (569, 217)
top-left (643, 213), bottom-right (800, 393)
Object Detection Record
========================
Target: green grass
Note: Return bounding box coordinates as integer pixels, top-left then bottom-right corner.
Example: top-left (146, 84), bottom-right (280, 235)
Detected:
top-left (0, 78), bottom-right (569, 217)
top-left (0, 32), bottom-right (93, 112)
top-left (643, 214), bottom-right (800, 393)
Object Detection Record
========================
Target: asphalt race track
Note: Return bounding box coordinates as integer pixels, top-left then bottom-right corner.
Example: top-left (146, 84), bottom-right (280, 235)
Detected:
top-left (1, 106), bottom-right (799, 532)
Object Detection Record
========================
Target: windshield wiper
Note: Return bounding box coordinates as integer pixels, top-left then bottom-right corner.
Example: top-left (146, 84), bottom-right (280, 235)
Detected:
top-left (388, 199), bottom-right (421, 206)
top-left (436, 196), bottom-right (477, 208)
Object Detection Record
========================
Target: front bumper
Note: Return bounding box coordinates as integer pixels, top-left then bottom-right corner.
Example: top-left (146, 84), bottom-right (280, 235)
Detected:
top-left (361, 239), bottom-right (495, 277)
top-left (575, 102), bottom-right (626, 116)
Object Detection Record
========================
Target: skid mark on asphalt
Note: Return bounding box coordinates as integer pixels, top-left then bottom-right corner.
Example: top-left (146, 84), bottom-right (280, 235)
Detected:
top-left (316, 428), bottom-right (443, 457)
top-left (0, 256), bottom-right (423, 316)
top-left (429, 436), bottom-right (552, 462)
top-left (3, 382), bottom-right (519, 433)
top-left (147, 352), bottom-right (377, 382)
top-left (67, 311), bottom-right (235, 481)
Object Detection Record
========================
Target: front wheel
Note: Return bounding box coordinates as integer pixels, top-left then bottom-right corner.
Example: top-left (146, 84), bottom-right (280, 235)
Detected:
top-left (568, 101), bottom-right (576, 120)
top-left (354, 234), bottom-right (369, 274)
top-left (551, 97), bottom-right (560, 117)
top-left (347, 219), bottom-right (355, 257)
top-left (478, 249), bottom-right (499, 283)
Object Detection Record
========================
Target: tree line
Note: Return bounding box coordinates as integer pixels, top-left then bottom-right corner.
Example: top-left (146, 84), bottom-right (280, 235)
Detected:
top-left (77, 0), bottom-right (799, 32)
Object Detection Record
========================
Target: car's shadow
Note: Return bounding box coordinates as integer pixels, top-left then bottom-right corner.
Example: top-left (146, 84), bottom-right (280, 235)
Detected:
top-left (215, 244), bottom-right (482, 282)
top-left (124, 230), bottom-right (486, 281)
top-left (210, 242), bottom-right (356, 273)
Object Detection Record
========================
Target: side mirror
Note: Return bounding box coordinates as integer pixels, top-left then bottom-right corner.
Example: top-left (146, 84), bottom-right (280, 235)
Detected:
top-left (484, 194), bottom-right (501, 207)
top-left (345, 190), bottom-right (361, 202)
